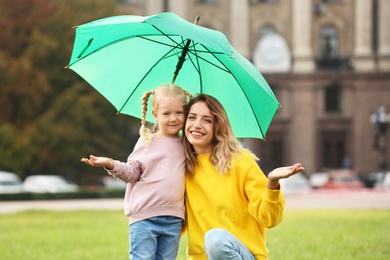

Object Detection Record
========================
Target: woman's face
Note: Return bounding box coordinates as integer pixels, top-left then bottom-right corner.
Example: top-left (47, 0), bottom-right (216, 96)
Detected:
top-left (185, 101), bottom-right (214, 155)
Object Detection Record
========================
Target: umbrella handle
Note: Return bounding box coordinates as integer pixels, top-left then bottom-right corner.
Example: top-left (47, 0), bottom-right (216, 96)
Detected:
top-left (171, 16), bottom-right (200, 84)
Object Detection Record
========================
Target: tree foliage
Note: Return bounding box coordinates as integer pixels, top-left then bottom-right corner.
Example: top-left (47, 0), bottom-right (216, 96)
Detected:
top-left (0, 0), bottom-right (139, 183)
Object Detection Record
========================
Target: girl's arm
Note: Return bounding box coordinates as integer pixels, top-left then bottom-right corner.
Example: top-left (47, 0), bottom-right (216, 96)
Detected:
top-left (81, 155), bottom-right (143, 183)
top-left (107, 158), bottom-right (143, 184)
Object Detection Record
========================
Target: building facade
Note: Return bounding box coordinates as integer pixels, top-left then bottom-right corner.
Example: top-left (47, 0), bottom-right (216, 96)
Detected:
top-left (117, 0), bottom-right (390, 176)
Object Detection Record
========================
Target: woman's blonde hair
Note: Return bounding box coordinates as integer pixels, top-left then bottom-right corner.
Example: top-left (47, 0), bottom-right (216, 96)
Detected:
top-left (140, 84), bottom-right (192, 144)
top-left (183, 94), bottom-right (257, 174)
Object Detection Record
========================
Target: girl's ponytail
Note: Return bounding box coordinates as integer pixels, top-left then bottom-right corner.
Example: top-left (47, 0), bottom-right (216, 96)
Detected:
top-left (139, 90), bottom-right (155, 144)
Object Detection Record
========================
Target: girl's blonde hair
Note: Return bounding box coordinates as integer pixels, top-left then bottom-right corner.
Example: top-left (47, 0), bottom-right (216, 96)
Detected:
top-left (140, 84), bottom-right (192, 144)
top-left (183, 94), bottom-right (258, 174)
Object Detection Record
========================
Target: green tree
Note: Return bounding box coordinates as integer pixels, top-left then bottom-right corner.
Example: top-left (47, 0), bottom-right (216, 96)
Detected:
top-left (0, 0), bottom-right (140, 183)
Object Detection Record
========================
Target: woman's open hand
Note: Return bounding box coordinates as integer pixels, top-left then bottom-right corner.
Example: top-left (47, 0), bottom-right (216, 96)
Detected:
top-left (267, 163), bottom-right (305, 190)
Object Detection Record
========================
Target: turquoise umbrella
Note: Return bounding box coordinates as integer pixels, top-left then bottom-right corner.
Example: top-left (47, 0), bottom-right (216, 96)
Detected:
top-left (66, 12), bottom-right (279, 139)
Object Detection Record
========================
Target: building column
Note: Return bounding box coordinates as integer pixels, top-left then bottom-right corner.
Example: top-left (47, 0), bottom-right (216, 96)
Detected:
top-left (229, 0), bottom-right (250, 58)
top-left (378, 0), bottom-right (390, 71)
top-left (168, 0), bottom-right (187, 18)
top-left (289, 82), bottom-right (316, 175)
top-left (292, 0), bottom-right (315, 73)
top-left (353, 0), bottom-right (375, 71)
top-left (143, 0), bottom-right (164, 15)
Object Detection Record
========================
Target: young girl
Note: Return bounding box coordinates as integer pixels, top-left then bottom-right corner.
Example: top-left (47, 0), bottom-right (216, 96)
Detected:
top-left (182, 93), bottom-right (304, 260)
top-left (81, 84), bottom-right (191, 260)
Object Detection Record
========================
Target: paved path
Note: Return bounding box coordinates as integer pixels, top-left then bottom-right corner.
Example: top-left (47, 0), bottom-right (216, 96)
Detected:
top-left (1, 189), bottom-right (389, 214)
top-left (0, 198), bottom-right (124, 214)
top-left (284, 188), bottom-right (390, 210)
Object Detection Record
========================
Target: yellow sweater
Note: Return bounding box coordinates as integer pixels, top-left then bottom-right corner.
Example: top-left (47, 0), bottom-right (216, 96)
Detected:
top-left (185, 150), bottom-right (285, 260)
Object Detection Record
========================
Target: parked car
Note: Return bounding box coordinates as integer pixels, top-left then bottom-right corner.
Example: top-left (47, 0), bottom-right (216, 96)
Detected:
top-left (85, 176), bottom-right (127, 190)
top-left (309, 172), bottom-right (329, 189)
top-left (23, 175), bottom-right (79, 193)
top-left (322, 169), bottom-right (365, 189)
top-left (0, 171), bottom-right (24, 194)
top-left (362, 171), bottom-right (386, 188)
top-left (279, 172), bottom-right (311, 196)
top-left (368, 171), bottom-right (390, 189)
top-left (101, 176), bottom-right (127, 190)
top-left (383, 172), bottom-right (390, 188)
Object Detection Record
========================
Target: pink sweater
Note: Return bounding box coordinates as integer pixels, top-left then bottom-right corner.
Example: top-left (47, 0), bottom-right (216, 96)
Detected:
top-left (106, 135), bottom-right (185, 224)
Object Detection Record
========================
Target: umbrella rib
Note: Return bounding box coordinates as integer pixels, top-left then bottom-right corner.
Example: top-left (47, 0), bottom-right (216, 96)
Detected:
top-left (117, 46), bottom-right (181, 113)
top-left (137, 35), bottom-right (186, 50)
top-left (180, 41), bottom-right (230, 73)
top-left (147, 25), bottom-right (228, 70)
top-left (148, 25), bottom-right (191, 52)
top-left (140, 35), bottom-right (228, 59)
top-left (189, 44), bottom-right (265, 138)
top-left (69, 34), bottom-right (229, 74)
top-left (68, 34), bottom-right (185, 67)
top-left (187, 49), bottom-right (230, 73)
top-left (186, 42), bottom-right (203, 90)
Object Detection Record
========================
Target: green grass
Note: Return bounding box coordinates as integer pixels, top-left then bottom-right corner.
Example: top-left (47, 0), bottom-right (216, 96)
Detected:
top-left (0, 210), bottom-right (389, 260)
top-left (267, 210), bottom-right (390, 260)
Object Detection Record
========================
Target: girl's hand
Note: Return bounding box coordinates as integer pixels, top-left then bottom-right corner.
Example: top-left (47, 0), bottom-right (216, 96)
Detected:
top-left (267, 163), bottom-right (305, 190)
top-left (81, 155), bottom-right (114, 170)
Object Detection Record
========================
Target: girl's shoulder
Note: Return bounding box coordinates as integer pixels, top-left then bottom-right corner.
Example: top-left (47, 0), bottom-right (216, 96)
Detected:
top-left (148, 135), bottom-right (183, 149)
top-left (151, 134), bottom-right (181, 142)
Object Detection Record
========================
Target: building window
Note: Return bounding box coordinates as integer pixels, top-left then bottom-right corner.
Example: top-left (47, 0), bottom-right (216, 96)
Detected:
top-left (316, 26), bottom-right (352, 70)
top-left (325, 84), bottom-right (342, 113)
top-left (320, 26), bottom-right (338, 59)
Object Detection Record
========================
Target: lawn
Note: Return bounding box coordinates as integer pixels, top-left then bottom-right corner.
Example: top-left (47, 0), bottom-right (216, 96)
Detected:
top-left (0, 209), bottom-right (389, 259)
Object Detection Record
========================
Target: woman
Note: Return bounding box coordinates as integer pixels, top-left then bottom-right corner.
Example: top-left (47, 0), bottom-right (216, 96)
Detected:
top-left (183, 93), bottom-right (304, 260)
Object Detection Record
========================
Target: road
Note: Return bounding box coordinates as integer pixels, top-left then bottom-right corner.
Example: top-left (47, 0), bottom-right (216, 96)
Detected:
top-left (0, 189), bottom-right (389, 214)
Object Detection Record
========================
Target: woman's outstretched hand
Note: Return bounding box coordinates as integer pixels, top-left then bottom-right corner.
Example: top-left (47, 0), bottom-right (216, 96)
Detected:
top-left (267, 163), bottom-right (305, 190)
top-left (81, 155), bottom-right (114, 170)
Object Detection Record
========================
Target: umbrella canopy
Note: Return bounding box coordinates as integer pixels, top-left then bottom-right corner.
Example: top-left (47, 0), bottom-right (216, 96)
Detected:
top-left (67, 12), bottom-right (280, 139)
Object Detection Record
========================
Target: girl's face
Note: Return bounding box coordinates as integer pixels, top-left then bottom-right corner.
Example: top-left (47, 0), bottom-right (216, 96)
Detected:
top-left (185, 101), bottom-right (214, 155)
top-left (152, 98), bottom-right (185, 137)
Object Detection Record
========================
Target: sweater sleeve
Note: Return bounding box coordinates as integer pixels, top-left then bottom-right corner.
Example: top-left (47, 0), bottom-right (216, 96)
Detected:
top-left (106, 159), bottom-right (143, 184)
top-left (245, 162), bottom-right (286, 229)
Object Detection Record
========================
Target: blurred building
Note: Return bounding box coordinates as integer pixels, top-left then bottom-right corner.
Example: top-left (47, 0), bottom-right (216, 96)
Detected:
top-left (116, 0), bottom-right (390, 176)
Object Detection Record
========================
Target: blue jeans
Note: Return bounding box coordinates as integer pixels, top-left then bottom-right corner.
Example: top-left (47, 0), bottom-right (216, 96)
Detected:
top-left (204, 228), bottom-right (256, 260)
top-left (129, 216), bottom-right (183, 260)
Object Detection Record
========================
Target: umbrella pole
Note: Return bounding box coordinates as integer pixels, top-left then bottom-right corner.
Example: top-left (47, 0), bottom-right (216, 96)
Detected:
top-left (172, 16), bottom-right (200, 84)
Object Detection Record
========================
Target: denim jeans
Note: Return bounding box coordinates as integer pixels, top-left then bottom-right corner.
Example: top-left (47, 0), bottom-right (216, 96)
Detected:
top-left (204, 228), bottom-right (256, 260)
top-left (129, 216), bottom-right (183, 260)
